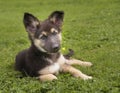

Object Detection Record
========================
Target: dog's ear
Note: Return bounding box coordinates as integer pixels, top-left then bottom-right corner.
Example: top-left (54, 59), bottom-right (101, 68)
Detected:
top-left (23, 13), bottom-right (40, 33)
top-left (48, 11), bottom-right (64, 27)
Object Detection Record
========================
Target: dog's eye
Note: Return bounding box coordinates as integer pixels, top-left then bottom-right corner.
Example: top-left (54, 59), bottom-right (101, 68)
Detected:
top-left (52, 31), bottom-right (57, 35)
top-left (40, 35), bottom-right (48, 40)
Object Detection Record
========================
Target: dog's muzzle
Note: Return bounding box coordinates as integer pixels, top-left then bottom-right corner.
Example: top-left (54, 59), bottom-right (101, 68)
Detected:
top-left (52, 44), bottom-right (60, 53)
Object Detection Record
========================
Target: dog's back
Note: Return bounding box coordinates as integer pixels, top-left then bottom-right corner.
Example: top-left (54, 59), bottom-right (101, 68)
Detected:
top-left (15, 50), bottom-right (26, 72)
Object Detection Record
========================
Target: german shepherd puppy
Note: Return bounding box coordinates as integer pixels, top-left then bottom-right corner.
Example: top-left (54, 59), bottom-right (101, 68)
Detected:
top-left (15, 11), bottom-right (93, 81)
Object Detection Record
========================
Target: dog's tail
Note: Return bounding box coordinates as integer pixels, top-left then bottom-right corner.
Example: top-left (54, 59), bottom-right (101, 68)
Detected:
top-left (64, 49), bottom-right (74, 59)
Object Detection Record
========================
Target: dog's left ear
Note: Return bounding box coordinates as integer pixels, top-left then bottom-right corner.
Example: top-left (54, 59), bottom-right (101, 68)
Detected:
top-left (23, 13), bottom-right (40, 33)
top-left (48, 11), bottom-right (64, 27)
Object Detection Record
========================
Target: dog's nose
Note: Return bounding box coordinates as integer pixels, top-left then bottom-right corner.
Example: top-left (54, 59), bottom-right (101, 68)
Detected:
top-left (52, 44), bottom-right (60, 52)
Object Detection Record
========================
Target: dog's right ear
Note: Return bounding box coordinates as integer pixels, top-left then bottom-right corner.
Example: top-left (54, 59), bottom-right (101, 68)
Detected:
top-left (48, 11), bottom-right (64, 27)
top-left (23, 13), bottom-right (40, 33)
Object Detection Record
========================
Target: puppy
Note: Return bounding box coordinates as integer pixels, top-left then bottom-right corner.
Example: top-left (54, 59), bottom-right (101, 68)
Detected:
top-left (15, 11), bottom-right (93, 81)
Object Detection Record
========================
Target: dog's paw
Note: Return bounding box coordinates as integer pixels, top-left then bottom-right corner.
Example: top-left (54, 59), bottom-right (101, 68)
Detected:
top-left (77, 73), bottom-right (92, 80)
top-left (82, 75), bottom-right (93, 80)
top-left (73, 73), bottom-right (93, 80)
top-left (39, 74), bottom-right (57, 82)
top-left (82, 62), bottom-right (93, 67)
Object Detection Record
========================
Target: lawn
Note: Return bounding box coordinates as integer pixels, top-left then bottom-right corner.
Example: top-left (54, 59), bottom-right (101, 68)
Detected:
top-left (0, 0), bottom-right (120, 93)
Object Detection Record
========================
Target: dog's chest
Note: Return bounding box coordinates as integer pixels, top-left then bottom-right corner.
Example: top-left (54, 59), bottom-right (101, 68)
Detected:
top-left (55, 54), bottom-right (66, 65)
top-left (39, 54), bottom-right (66, 75)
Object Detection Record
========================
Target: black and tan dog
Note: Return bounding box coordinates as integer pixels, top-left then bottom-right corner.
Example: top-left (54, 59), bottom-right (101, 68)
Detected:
top-left (15, 11), bottom-right (93, 81)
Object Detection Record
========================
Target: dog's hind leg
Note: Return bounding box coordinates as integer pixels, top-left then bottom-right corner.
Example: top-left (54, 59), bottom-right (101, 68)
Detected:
top-left (38, 74), bottom-right (57, 82)
top-left (61, 64), bottom-right (92, 80)
top-left (65, 59), bottom-right (93, 67)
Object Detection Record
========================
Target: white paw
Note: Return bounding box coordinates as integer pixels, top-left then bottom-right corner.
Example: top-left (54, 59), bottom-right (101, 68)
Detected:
top-left (82, 75), bottom-right (93, 80)
top-left (39, 74), bottom-right (58, 82)
top-left (82, 62), bottom-right (93, 67)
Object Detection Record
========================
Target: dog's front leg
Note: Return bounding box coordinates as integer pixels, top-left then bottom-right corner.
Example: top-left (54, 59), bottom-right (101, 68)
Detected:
top-left (61, 64), bottom-right (92, 80)
top-left (66, 59), bottom-right (93, 67)
top-left (38, 74), bottom-right (57, 82)
top-left (38, 63), bottom-right (60, 81)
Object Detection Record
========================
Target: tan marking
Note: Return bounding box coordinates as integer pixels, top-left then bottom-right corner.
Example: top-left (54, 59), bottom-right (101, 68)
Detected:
top-left (65, 59), bottom-right (93, 67)
top-left (46, 58), bottom-right (53, 64)
top-left (61, 64), bottom-right (92, 80)
top-left (39, 74), bottom-right (57, 82)
top-left (32, 21), bottom-right (39, 27)
top-left (28, 33), bottom-right (34, 40)
top-left (50, 17), bottom-right (56, 23)
top-left (42, 31), bottom-right (47, 36)
top-left (51, 28), bottom-right (58, 33)
top-left (39, 31), bottom-right (47, 38)
top-left (58, 33), bottom-right (62, 41)
top-left (34, 39), bottom-right (46, 52)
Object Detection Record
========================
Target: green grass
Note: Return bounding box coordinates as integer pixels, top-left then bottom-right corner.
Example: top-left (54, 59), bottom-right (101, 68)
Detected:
top-left (0, 0), bottom-right (120, 92)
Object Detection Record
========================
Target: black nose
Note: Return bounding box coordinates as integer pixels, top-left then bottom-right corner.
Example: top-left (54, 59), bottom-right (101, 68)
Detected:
top-left (52, 44), bottom-right (60, 52)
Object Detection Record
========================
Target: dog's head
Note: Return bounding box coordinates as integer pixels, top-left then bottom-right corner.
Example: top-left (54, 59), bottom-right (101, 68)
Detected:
top-left (23, 11), bottom-right (64, 53)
